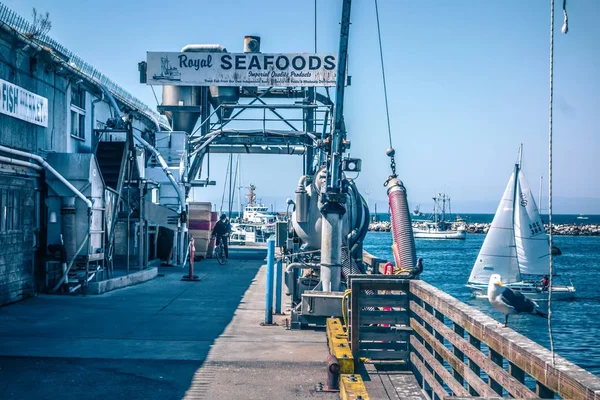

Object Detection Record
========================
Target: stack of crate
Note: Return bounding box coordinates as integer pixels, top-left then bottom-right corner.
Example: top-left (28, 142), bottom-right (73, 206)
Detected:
top-left (188, 202), bottom-right (212, 259)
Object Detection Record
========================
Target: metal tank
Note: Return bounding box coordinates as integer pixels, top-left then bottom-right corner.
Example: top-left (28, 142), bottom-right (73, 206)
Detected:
top-left (162, 85), bottom-right (201, 133)
top-left (45, 153), bottom-right (105, 261)
top-left (206, 40), bottom-right (245, 121)
top-left (162, 44), bottom-right (239, 133)
top-left (291, 167), bottom-right (368, 251)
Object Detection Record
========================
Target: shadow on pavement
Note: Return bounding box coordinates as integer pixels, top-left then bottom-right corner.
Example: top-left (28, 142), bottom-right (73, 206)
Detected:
top-left (0, 259), bottom-right (262, 400)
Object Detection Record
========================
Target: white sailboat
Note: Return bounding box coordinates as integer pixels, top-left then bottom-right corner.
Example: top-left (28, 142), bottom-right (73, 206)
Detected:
top-left (466, 147), bottom-right (575, 301)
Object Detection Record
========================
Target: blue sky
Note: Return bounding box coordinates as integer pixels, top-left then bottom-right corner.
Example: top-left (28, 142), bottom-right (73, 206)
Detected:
top-left (4, 0), bottom-right (599, 213)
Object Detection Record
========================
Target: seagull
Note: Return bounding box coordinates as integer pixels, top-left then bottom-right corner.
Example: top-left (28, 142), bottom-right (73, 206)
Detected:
top-left (488, 274), bottom-right (548, 327)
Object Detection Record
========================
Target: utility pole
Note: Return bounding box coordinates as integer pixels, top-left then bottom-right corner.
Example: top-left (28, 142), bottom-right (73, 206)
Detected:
top-left (320, 0), bottom-right (352, 292)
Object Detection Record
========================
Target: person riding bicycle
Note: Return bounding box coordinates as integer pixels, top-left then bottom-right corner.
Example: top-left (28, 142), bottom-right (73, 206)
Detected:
top-left (212, 213), bottom-right (231, 259)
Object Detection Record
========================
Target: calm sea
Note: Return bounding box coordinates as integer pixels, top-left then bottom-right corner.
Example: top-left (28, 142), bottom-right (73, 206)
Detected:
top-left (372, 213), bottom-right (600, 225)
top-left (363, 232), bottom-right (600, 376)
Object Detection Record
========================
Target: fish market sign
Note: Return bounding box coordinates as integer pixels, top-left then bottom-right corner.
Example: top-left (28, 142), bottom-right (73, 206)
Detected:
top-left (0, 79), bottom-right (48, 127)
top-left (146, 52), bottom-right (337, 87)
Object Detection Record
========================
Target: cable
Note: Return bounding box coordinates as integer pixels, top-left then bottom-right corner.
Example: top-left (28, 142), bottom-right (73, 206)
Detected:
top-left (150, 86), bottom-right (160, 106)
top-left (314, 0), bottom-right (318, 53)
top-left (374, 0), bottom-right (393, 149)
top-left (342, 289), bottom-right (352, 331)
top-left (547, 0), bottom-right (556, 368)
top-left (219, 155), bottom-right (231, 215)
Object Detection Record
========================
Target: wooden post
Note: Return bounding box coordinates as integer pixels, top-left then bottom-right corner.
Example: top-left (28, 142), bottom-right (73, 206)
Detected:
top-left (536, 381), bottom-right (555, 399)
top-left (489, 348), bottom-right (504, 395)
top-left (453, 323), bottom-right (465, 386)
top-left (423, 303), bottom-right (435, 353)
top-left (509, 361), bottom-right (525, 383)
top-left (433, 309), bottom-right (446, 388)
top-left (468, 334), bottom-right (481, 396)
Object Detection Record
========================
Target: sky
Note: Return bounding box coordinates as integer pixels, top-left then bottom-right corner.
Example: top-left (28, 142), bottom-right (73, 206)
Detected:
top-left (4, 0), bottom-right (599, 213)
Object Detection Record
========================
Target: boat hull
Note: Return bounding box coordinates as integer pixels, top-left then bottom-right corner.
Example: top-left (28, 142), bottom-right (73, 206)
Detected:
top-left (414, 230), bottom-right (466, 240)
top-left (466, 282), bottom-right (576, 301)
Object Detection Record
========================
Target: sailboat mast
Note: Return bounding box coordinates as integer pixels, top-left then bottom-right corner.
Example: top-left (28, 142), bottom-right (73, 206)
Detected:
top-left (539, 174), bottom-right (543, 212)
top-left (512, 148), bottom-right (522, 277)
top-left (518, 143), bottom-right (523, 169)
top-left (442, 194), bottom-right (446, 222)
top-left (237, 155), bottom-right (242, 218)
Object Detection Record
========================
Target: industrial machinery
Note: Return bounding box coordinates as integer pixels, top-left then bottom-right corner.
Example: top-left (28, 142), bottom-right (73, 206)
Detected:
top-left (45, 153), bottom-right (106, 292)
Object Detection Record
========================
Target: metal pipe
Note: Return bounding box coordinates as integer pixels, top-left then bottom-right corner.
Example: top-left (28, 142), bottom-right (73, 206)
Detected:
top-left (181, 44), bottom-right (226, 52)
top-left (0, 155), bottom-right (43, 170)
top-left (100, 84), bottom-right (124, 120)
top-left (275, 260), bottom-right (283, 314)
top-left (131, 132), bottom-right (185, 206)
top-left (387, 178), bottom-right (417, 270)
top-left (320, 212), bottom-right (343, 292)
top-left (0, 145), bottom-right (92, 209)
top-left (325, 354), bottom-right (341, 391)
top-left (265, 238), bottom-right (275, 324)
top-left (329, 0), bottom-right (353, 191)
top-left (207, 145), bottom-right (306, 155)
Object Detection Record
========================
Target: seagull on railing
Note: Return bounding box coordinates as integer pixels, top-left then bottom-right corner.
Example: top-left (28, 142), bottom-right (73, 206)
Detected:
top-left (488, 274), bottom-right (548, 327)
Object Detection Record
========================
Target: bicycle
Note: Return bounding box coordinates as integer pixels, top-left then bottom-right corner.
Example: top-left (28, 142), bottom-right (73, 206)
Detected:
top-left (213, 236), bottom-right (227, 265)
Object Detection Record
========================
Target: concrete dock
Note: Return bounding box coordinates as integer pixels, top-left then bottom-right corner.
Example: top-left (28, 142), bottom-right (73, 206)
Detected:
top-left (0, 256), bottom-right (336, 399)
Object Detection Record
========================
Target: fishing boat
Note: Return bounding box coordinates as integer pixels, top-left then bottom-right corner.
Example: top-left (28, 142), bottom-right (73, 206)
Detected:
top-left (466, 146), bottom-right (576, 301)
top-left (240, 184), bottom-right (277, 234)
top-left (413, 193), bottom-right (467, 239)
top-left (577, 214), bottom-right (589, 220)
top-left (230, 184), bottom-right (276, 244)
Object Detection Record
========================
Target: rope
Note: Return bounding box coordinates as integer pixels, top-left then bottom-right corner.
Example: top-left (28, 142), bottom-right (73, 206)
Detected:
top-left (374, 0), bottom-right (392, 149)
top-left (547, 0), bottom-right (568, 368)
top-left (314, 0), bottom-right (318, 52)
top-left (374, 0), bottom-right (397, 178)
top-left (150, 86), bottom-right (160, 106)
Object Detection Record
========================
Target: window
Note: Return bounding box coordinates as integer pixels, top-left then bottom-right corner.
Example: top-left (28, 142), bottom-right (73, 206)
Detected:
top-left (0, 188), bottom-right (21, 233)
top-left (70, 86), bottom-right (86, 139)
top-left (71, 86), bottom-right (85, 109)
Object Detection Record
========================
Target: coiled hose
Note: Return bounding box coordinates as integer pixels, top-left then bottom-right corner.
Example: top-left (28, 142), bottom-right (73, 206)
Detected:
top-left (387, 178), bottom-right (417, 271)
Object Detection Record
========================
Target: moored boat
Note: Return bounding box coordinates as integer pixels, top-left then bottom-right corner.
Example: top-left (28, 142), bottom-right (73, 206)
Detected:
top-left (413, 193), bottom-right (467, 240)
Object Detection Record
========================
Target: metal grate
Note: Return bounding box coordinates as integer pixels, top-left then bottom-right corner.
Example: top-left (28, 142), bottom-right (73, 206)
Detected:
top-left (0, 3), bottom-right (168, 128)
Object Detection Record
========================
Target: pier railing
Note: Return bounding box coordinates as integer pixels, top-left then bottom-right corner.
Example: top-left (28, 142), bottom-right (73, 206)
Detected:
top-left (409, 280), bottom-right (600, 399)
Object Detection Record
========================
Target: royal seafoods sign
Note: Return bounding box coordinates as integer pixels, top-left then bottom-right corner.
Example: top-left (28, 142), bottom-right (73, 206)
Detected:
top-left (0, 79), bottom-right (48, 127)
top-left (146, 52), bottom-right (337, 87)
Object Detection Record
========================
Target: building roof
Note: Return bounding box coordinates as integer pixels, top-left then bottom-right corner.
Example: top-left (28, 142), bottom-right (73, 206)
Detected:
top-left (0, 3), bottom-right (169, 130)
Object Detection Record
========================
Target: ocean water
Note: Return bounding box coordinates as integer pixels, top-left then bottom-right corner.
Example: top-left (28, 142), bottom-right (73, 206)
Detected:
top-left (363, 232), bottom-right (600, 376)
top-left (371, 213), bottom-right (600, 225)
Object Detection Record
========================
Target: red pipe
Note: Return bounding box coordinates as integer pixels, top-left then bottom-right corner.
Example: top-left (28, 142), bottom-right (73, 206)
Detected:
top-left (387, 178), bottom-right (417, 271)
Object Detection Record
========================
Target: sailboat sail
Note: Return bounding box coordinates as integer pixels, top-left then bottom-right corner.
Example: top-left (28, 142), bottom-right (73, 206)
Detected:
top-left (468, 171), bottom-right (521, 285)
top-left (514, 172), bottom-right (549, 276)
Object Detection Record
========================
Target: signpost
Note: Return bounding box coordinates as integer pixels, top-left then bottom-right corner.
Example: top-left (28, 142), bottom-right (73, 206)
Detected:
top-left (146, 52), bottom-right (337, 87)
